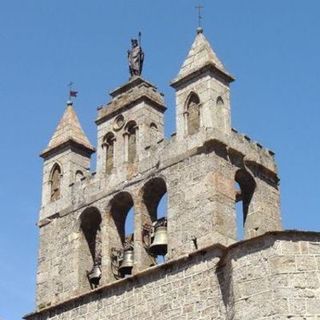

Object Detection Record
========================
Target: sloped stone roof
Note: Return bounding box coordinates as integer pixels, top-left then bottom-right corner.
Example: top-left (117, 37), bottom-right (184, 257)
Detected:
top-left (172, 29), bottom-right (233, 86)
top-left (41, 102), bottom-right (94, 157)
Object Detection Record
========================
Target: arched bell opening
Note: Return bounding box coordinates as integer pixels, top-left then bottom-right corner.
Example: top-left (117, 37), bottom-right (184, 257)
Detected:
top-left (79, 207), bottom-right (102, 289)
top-left (235, 169), bottom-right (256, 240)
top-left (141, 177), bottom-right (168, 263)
top-left (109, 192), bottom-right (135, 278)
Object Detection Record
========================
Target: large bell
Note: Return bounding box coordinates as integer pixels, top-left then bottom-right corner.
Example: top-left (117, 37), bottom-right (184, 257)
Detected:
top-left (149, 225), bottom-right (168, 256)
top-left (119, 248), bottom-right (134, 276)
top-left (88, 264), bottom-right (102, 286)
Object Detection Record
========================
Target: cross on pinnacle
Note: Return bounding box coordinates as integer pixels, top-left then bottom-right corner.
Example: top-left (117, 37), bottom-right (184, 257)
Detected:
top-left (195, 5), bottom-right (204, 29)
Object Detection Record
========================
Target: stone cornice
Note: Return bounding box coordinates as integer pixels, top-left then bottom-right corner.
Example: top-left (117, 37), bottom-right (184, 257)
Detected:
top-left (171, 62), bottom-right (235, 89)
top-left (40, 139), bottom-right (95, 159)
top-left (96, 77), bottom-right (166, 125)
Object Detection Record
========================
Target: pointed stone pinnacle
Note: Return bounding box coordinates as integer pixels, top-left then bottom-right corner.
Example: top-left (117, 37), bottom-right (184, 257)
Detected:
top-left (41, 102), bottom-right (94, 157)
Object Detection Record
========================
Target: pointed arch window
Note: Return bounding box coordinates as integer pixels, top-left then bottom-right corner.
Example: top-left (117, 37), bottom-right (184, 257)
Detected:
top-left (186, 93), bottom-right (200, 135)
top-left (103, 132), bottom-right (115, 174)
top-left (217, 96), bottom-right (224, 107)
top-left (50, 164), bottom-right (61, 202)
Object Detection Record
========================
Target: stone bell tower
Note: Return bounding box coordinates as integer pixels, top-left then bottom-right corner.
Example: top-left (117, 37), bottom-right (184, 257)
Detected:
top-left (29, 28), bottom-right (320, 320)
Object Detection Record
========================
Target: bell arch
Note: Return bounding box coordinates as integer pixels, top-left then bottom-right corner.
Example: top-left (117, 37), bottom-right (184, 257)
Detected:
top-left (50, 163), bottom-right (62, 202)
top-left (108, 191), bottom-right (135, 277)
top-left (142, 177), bottom-right (167, 222)
top-left (108, 191), bottom-right (135, 246)
top-left (79, 207), bottom-right (102, 288)
top-left (140, 177), bottom-right (168, 261)
top-left (235, 169), bottom-right (256, 239)
top-left (185, 92), bottom-right (200, 135)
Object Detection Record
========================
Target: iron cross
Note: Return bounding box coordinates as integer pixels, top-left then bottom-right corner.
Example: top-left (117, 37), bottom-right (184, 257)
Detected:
top-left (195, 5), bottom-right (204, 28)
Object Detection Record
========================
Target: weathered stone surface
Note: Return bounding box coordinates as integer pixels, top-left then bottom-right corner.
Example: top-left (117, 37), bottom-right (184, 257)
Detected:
top-left (25, 232), bottom-right (320, 320)
top-left (26, 28), bottom-right (320, 320)
top-left (41, 102), bottom-right (94, 157)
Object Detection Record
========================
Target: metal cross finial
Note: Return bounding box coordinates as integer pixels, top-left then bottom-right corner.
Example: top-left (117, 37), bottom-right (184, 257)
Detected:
top-left (195, 5), bottom-right (204, 28)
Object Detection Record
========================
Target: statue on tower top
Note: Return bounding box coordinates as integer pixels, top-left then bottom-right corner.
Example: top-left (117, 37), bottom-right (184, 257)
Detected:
top-left (128, 33), bottom-right (144, 77)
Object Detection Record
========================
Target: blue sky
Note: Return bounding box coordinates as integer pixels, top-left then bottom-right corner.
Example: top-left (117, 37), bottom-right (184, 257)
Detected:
top-left (0, 1), bottom-right (320, 319)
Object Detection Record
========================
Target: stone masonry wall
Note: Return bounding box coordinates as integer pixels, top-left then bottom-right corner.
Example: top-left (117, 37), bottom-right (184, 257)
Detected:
top-left (219, 231), bottom-right (320, 319)
top-left (25, 231), bottom-right (320, 320)
top-left (27, 246), bottom-right (226, 320)
top-left (35, 126), bottom-right (282, 308)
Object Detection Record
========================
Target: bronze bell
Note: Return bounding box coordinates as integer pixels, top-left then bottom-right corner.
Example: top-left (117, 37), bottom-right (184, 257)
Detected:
top-left (119, 248), bottom-right (134, 276)
top-left (88, 264), bottom-right (102, 286)
top-left (149, 225), bottom-right (168, 256)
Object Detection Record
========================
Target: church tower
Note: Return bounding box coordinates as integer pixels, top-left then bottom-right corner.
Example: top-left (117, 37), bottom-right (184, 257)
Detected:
top-left (171, 28), bottom-right (234, 140)
top-left (39, 101), bottom-right (95, 220)
top-left (28, 28), bottom-right (320, 320)
top-left (36, 101), bottom-right (95, 308)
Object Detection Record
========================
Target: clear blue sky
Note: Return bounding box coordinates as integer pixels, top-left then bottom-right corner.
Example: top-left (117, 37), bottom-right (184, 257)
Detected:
top-left (0, 1), bottom-right (320, 319)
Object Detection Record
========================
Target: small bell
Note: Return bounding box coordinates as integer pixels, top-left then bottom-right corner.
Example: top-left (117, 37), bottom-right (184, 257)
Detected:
top-left (149, 223), bottom-right (168, 256)
top-left (119, 248), bottom-right (134, 276)
top-left (87, 264), bottom-right (102, 287)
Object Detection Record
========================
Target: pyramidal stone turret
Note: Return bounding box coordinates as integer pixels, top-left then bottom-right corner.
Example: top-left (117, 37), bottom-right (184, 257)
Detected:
top-left (171, 28), bottom-right (234, 139)
top-left (39, 101), bottom-right (94, 221)
top-left (41, 101), bottom-right (94, 158)
top-left (172, 28), bottom-right (234, 86)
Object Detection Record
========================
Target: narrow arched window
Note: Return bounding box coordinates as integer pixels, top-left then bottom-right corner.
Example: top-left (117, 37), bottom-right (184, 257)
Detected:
top-left (50, 164), bottom-right (61, 202)
top-left (103, 132), bottom-right (115, 174)
top-left (126, 121), bottom-right (138, 163)
top-left (186, 93), bottom-right (200, 135)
